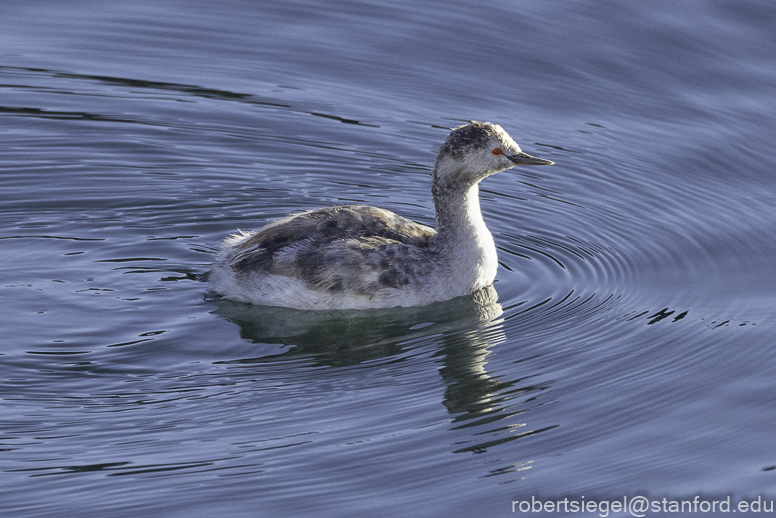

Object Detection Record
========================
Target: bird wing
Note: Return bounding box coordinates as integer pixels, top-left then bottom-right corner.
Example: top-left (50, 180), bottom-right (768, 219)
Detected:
top-left (229, 205), bottom-right (435, 277)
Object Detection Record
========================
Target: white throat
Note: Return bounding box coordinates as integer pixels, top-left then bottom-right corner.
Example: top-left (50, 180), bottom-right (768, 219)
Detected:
top-left (432, 182), bottom-right (498, 293)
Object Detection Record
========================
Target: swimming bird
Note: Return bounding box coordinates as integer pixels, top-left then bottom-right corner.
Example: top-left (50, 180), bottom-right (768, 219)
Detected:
top-left (209, 121), bottom-right (553, 310)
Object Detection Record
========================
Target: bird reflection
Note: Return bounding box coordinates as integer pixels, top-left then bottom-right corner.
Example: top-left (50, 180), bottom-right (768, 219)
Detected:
top-left (213, 285), bottom-right (510, 411)
top-left (212, 284), bottom-right (504, 369)
top-left (211, 284), bottom-right (548, 469)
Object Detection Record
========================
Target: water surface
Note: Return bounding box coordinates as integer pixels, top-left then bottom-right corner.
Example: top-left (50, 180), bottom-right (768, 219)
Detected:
top-left (2, 0), bottom-right (776, 516)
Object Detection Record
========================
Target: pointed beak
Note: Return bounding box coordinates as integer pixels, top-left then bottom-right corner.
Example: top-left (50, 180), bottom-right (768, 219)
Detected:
top-left (507, 152), bottom-right (554, 166)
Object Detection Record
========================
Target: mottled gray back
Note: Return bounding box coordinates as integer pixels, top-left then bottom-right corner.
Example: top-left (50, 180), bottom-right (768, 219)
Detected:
top-left (231, 205), bottom-right (434, 276)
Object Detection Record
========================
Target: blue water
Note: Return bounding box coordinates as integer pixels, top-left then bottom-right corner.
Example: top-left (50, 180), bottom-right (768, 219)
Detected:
top-left (2, 0), bottom-right (775, 516)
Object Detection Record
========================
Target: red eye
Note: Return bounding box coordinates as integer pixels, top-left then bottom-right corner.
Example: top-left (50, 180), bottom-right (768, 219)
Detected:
top-left (491, 148), bottom-right (503, 155)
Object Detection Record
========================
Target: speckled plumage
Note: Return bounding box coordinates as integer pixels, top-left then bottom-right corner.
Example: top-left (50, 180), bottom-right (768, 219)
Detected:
top-left (230, 205), bottom-right (435, 292)
top-left (209, 121), bottom-right (553, 309)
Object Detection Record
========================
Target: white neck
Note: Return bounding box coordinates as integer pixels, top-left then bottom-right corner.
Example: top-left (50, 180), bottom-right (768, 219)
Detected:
top-left (432, 182), bottom-right (498, 293)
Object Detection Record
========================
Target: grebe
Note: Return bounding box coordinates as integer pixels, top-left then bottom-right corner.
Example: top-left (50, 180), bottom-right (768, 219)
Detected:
top-left (209, 121), bottom-right (553, 309)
